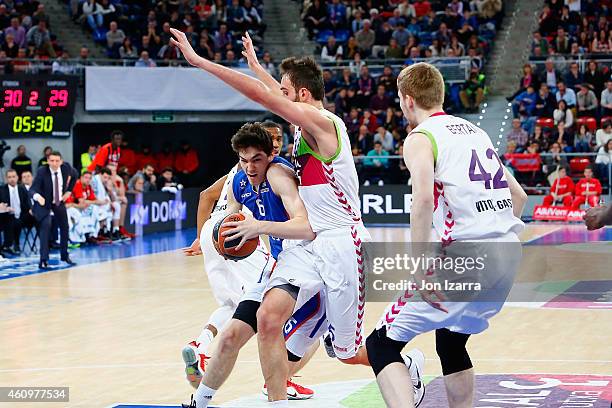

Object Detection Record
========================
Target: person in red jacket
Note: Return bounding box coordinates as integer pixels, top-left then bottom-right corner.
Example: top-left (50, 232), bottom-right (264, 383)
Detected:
top-left (572, 166), bottom-right (602, 209)
top-left (155, 142), bottom-right (175, 171)
top-left (542, 167), bottom-right (574, 206)
top-left (87, 130), bottom-right (123, 172)
top-left (174, 141), bottom-right (199, 187)
top-left (118, 140), bottom-right (138, 175)
top-left (136, 144), bottom-right (157, 172)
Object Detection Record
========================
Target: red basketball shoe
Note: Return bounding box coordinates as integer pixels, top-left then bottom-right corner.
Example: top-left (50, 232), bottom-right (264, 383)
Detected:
top-left (262, 378), bottom-right (314, 400)
top-left (182, 341), bottom-right (209, 389)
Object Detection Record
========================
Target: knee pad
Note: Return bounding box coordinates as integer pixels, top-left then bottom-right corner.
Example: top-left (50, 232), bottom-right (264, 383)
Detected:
top-left (232, 300), bottom-right (260, 333)
top-left (435, 328), bottom-right (472, 376)
top-left (287, 349), bottom-right (301, 362)
top-left (365, 327), bottom-right (406, 377)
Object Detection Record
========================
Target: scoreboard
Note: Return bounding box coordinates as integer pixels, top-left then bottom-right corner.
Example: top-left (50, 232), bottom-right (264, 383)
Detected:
top-left (1, 75), bottom-right (78, 138)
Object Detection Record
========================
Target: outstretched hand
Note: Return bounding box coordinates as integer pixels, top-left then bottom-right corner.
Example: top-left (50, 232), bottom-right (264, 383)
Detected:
top-left (170, 28), bottom-right (202, 67)
top-left (241, 32), bottom-right (259, 70)
top-left (182, 237), bottom-right (203, 256)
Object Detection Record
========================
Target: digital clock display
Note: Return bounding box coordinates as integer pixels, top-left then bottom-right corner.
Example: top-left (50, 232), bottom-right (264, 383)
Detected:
top-left (1, 75), bottom-right (78, 138)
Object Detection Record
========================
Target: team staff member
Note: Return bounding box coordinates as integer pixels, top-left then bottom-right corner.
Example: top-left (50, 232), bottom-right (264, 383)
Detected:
top-left (0, 169), bottom-right (32, 255)
top-left (87, 130), bottom-right (123, 172)
top-left (542, 167), bottom-right (574, 207)
top-left (10, 145), bottom-right (33, 176)
top-left (30, 151), bottom-right (78, 269)
top-left (572, 167), bottom-right (602, 209)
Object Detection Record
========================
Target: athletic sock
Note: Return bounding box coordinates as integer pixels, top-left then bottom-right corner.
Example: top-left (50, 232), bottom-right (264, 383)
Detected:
top-left (270, 401), bottom-right (288, 407)
top-left (196, 328), bottom-right (215, 354)
top-left (194, 382), bottom-right (216, 408)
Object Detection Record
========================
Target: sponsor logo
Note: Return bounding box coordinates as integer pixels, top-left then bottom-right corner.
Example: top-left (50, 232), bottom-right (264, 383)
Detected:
top-left (362, 193), bottom-right (412, 215)
top-left (532, 206), bottom-right (586, 222)
top-left (130, 199), bottom-right (187, 225)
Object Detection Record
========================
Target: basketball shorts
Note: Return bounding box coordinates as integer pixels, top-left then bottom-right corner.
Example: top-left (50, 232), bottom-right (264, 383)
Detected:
top-left (265, 224), bottom-right (370, 359)
top-left (201, 216), bottom-right (273, 308)
top-left (237, 278), bottom-right (328, 359)
top-left (377, 232), bottom-right (522, 343)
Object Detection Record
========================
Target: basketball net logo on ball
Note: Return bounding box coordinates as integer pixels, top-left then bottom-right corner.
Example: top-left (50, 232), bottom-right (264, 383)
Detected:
top-left (212, 213), bottom-right (258, 261)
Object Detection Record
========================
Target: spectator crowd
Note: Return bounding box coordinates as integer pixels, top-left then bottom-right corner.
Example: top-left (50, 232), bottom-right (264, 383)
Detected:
top-left (292, 0), bottom-right (505, 184)
top-left (503, 0), bottom-right (611, 197)
top-left (0, 0), bottom-right (66, 73)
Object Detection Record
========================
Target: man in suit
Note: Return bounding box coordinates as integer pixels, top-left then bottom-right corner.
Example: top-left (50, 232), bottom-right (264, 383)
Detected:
top-left (0, 169), bottom-right (33, 255)
top-left (29, 151), bottom-right (78, 269)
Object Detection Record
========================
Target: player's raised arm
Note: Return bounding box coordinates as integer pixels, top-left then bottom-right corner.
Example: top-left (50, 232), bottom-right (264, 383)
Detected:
top-left (170, 29), bottom-right (334, 143)
top-left (241, 32), bottom-right (281, 94)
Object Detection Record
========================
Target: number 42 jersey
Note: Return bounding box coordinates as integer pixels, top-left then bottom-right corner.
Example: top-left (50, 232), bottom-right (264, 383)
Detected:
top-left (408, 113), bottom-right (524, 242)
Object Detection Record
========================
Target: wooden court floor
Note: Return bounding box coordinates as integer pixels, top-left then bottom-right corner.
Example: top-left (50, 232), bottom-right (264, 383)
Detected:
top-left (0, 225), bottom-right (610, 407)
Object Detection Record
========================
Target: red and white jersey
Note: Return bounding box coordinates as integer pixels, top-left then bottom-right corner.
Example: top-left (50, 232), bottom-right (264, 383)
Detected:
top-left (211, 165), bottom-right (239, 220)
top-left (292, 109), bottom-right (366, 234)
top-left (409, 112), bottom-right (524, 242)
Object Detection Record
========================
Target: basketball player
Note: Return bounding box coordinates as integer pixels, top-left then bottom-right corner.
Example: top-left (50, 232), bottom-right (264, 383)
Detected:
top-left (365, 63), bottom-right (528, 408)
top-left (87, 130), bottom-right (123, 172)
top-left (170, 29), bottom-right (424, 406)
top-left (183, 122), bottom-right (326, 408)
top-left (181, 121), bottom-right (315, 398)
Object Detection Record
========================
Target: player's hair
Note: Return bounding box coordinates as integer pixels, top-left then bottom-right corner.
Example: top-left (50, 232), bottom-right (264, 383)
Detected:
top-left (261, 120), bottom-right (283, 133)
top-left (110, 130), bottom-right (124, 139)
top-left (81, 171), bottom-right (92, 176)
top-left (397, 62), bottom-right (445, 110)
top-left (49, 150), bottom-right (62, 158)
top-left (279, 56), bottom-right (325, 101)
top-left (231, 122), bottom-right (274, 156)
top-left (584, 165), bottom-right (593, 172)
top-left (161, 167), bottom-right (174, 174)
top-left (5, 168), bottom-right (17, 176)
top-left (97, 167), bottom-right (112, 176)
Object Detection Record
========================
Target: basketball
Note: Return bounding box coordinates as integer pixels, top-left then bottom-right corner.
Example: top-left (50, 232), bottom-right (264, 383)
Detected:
top-left (212, 213), bottom-right (259, 261)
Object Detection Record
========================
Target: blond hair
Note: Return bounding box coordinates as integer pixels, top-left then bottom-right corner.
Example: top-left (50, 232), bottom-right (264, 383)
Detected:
top-left (397, 62), bottom-right (445, 110)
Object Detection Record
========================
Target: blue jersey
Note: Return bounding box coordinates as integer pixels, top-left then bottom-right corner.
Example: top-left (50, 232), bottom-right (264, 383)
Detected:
top-left (232, 157), bottom-right (294, 259)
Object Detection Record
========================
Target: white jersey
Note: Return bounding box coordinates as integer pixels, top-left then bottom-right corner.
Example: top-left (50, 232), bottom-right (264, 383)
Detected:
top-left (409, 113), bottom-right (524, 242)
top-left (210, 165), bottom-right (239, 220)
top-left (292, 109), bottom-right (363, 233)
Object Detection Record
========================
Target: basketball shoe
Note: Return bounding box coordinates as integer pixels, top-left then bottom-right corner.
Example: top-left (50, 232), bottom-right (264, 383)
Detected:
top-left (262, 378), bottom-right (314, 400)
top-left (324, 334), bottom-right (425, 406)
top-left (404, 348), bottom-right (426, 407)
top-left (182, 341), bottom-right (209, 389)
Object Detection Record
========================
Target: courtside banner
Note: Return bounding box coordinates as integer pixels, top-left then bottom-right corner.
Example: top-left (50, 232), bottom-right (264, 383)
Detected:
top-left (532, 205), bottom-right (586, 222)
top-left (125, 188), bottom-right (199, 234)
top-left (359, 185), bottom-right (412, 224)
top-left (85, 66), bottom-right (267, 111)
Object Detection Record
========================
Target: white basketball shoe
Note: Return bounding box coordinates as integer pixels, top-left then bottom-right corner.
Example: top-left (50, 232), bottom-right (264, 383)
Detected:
top-left (404, 348), bottom-right (426, 407)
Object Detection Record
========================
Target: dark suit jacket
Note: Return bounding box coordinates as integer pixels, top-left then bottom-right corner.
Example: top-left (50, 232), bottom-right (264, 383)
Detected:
top-left (0, 184), bottom-right (31, 220)
top-left (29, 163), bottom-right (77, 222)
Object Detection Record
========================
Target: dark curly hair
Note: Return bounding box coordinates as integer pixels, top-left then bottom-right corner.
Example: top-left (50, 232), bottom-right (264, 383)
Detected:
top-left (231, 122), bottom-right (273, 156)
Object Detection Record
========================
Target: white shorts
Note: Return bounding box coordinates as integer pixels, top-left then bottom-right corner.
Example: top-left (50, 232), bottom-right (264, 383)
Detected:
top-left (202, 216), bottom-right (273, 308)
top-left (378, 233), bottom-right (522, 343)
top-left (265, 224), bottom-right (370, 359)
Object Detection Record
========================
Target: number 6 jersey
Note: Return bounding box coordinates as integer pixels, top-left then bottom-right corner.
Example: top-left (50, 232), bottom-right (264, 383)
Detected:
top-left (408, 112), bottom-right (524, 242)
top-left (232, 156), bottom-right (294, 259)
